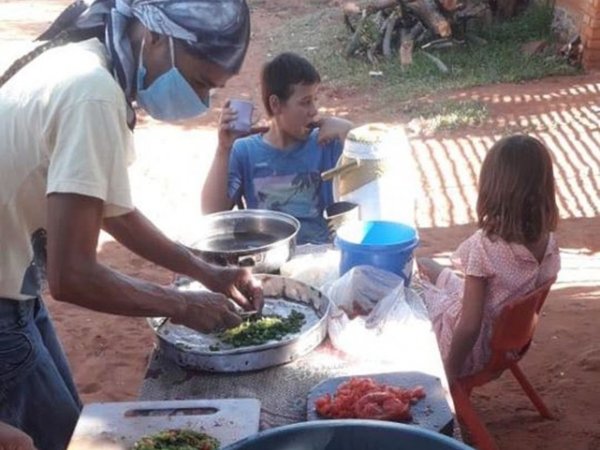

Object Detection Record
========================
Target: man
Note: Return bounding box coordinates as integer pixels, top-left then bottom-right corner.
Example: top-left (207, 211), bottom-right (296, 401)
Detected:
top-left (0, 1), bottom-right (261, 449)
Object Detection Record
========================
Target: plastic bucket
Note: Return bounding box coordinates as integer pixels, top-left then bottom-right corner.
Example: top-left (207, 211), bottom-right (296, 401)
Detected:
top-left (335, 220), bottom-right (419, 285)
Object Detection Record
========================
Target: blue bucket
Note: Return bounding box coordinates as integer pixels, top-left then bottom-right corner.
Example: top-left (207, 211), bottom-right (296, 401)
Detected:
top-left (335, 220), bottom-right (419, 285)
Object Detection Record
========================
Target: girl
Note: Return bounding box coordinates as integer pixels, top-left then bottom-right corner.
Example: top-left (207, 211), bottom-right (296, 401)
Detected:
top-left (417, 134), bottom-right (560, 382)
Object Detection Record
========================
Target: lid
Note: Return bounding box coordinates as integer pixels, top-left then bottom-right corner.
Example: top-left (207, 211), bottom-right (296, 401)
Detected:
top-left (344, 123), bottom-right (409, 161)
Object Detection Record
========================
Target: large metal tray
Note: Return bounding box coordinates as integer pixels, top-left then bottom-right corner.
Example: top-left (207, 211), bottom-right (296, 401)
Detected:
top-left (149, 275), bottom-right (330, 372)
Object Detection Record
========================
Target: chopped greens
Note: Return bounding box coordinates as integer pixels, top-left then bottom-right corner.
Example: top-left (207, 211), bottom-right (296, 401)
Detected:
top-left (132, 429), bottom-right (219, 450)
top-left (215, 310), bottom-right (306, 348)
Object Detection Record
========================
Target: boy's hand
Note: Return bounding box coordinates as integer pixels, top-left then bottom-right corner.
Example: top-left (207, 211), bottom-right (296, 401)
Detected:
top-left (217, 101), bottom-right (239, 154)
top-left (317, 117), bottom-right (353, 145)
top-left (217, 100), bottom-right (269, 154)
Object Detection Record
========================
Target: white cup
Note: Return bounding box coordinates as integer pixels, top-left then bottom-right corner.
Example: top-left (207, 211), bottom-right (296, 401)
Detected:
top-left (229, 99), bottom-right (254, 133)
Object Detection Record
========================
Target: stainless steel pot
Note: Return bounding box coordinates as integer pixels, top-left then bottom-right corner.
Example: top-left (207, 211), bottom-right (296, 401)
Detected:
top-left (222, 420), bottom-right (471, 450)
top-left (191, 210), bottom-right (300, 273)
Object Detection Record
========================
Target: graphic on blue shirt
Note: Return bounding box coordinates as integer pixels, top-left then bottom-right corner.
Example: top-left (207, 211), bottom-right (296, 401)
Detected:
top-left (228, 130), bottom-right (342, 244)
top-left (254, 173), bottom-right (321, 218)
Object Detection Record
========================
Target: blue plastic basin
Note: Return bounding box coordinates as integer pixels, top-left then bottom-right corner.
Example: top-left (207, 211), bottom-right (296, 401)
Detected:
top-left (335, 221), bottom-right (419, 285)
top-left (223, 420), bottom-right (473, 450)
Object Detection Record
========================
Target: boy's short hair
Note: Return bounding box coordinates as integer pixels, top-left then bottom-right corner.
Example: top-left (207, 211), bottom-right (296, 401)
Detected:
top-left (261, 52), bottom-right (321, 116)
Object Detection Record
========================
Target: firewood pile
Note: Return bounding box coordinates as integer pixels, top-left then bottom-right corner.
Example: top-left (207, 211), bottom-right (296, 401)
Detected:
top-left (342, 0), bottom-right (492, 67)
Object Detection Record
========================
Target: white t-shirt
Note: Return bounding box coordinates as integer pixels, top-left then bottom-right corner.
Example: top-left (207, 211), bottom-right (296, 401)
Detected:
top-left (0, 38), bottom-right (135, 301)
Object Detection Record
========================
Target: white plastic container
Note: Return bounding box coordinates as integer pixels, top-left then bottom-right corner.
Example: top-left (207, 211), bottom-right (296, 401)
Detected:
top-left (325, 124), bottom-right (416, 226)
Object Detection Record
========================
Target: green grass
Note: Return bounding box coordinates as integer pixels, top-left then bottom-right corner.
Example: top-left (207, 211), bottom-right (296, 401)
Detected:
top-left (403, 99), bottom-right (489, 133)
top-left (268, 1), bottom-right (579, 105)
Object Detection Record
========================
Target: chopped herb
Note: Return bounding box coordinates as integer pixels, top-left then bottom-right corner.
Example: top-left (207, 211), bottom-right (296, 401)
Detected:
top-left (217, 310), bottom-right (305, 348)
top-left (132, 429), bottom-right (219, 450)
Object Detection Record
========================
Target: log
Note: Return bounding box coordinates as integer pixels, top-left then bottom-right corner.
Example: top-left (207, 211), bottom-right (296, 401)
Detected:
top-left (345, 10), bottom-right (369, 57)
top-left (343, 2), bottom-right (362, 32)
top-left (365, 0), bottom-right (398, 14)
top-left (399, 22), bottom-right (425, 66)
top-left (400, 29), bottom-right (415, 66)
top-left (369, 11), bottom-right (386, 60)
top-left (422, 51), bottom-right (449, 73)
top-left (405, 0), bottom-right (452, 38)
top-left (382, 10), bottom-right (400, 58)
top-left (439, 0), bottom-right (461, 12)
top-left (343, 0), bottom-right (398, 19)
top-left (495, 0), bottom-right (518, 18)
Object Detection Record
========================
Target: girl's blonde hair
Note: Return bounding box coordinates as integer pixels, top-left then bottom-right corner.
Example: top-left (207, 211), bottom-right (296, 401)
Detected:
top-left (477, 135), bottom-right (558, 244)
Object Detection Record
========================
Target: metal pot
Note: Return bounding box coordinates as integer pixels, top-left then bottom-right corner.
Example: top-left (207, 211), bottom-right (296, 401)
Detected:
top-left (223, 420), bottom-right (472, 450)
top-left (191, 210), bottom-right (300, 273)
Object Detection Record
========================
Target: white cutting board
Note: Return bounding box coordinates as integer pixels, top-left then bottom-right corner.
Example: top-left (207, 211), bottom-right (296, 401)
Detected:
top-left (67, 398), bottom-right (261, 450)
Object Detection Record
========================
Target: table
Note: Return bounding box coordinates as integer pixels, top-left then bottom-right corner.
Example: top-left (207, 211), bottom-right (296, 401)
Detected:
top-left (138, 313), bottom-right (461, 438)
top-left (139, 245), bottom-right (461, 439)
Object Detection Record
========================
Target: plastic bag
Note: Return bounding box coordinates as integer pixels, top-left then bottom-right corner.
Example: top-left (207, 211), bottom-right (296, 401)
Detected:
top-left (324, 266), bottom-right (431, 359)
top-left (323, 265), bottom-right (403, 318)
top-left (280, 244), bottom-right (340, 289)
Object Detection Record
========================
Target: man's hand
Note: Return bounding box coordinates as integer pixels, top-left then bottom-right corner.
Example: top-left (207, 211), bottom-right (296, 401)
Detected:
top-left (173, 291), bottom-right (242, 333)
top-left (317, 117), bottom-right (353, 145)
top-left (202, 266), bottom-right (264, 313)
top-left (0, 422), bottom-right (37, 450)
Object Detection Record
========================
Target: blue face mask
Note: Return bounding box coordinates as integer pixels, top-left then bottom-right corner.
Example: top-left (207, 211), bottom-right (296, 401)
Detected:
top-left (136, 37), bottom-right (209, 122)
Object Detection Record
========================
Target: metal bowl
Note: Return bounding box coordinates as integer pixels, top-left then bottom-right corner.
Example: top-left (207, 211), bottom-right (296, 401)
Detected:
top-left (191, 210), bottom-right (300, 273)
top-left (223, 420), bottom-right (473, 450)
top-left (149, 275), bottom-right (330, 372)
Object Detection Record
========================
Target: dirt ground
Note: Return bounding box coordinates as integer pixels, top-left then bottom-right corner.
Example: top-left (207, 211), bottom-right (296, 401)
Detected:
top-left (1, 0), bottom-right (599, 449)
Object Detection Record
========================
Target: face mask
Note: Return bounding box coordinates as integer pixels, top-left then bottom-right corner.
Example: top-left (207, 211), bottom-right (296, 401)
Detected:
top-left (136, 37), bottom-right (209, 122)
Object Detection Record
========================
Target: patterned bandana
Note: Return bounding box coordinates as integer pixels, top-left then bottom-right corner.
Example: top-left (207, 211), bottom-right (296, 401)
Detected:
top-left (37, 0), bottom-right (250, 101)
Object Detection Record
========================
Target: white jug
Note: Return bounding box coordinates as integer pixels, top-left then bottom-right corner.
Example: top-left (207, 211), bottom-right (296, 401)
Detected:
top-left (322, 124), bottom-right (416, 226)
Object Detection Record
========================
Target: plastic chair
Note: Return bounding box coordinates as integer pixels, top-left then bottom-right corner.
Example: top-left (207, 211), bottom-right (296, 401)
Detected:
top-left (450, 276), bottom-right (557, 450)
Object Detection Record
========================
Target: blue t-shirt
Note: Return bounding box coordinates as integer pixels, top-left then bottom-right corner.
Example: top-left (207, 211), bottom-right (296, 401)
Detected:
top-left (228, 129), bottom-right (342, 244)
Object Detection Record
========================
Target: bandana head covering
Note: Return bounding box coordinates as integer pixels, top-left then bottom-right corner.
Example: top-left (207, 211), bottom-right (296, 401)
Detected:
top-left (32, 0), bottom-right (250, 127)
top-left (126, 0), bottom-right (250, 74)
top-left (39, 0), bottom-right (250, 73)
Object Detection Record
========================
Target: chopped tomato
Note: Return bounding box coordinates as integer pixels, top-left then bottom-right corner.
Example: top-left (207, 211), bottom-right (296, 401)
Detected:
top-left (314, 377), bottom-right (426, 422)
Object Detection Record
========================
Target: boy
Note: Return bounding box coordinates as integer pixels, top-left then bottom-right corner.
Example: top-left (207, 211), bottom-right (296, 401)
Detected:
top-left (202, 52), bottom-right (353, 244)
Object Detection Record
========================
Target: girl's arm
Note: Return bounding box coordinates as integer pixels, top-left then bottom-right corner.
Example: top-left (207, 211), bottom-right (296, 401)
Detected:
top-left (445, 275), bottom-right (487, 382)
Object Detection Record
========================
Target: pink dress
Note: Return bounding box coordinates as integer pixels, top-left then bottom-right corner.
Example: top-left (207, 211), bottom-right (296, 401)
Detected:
top-left (421, 229), bottom-right (560, 377)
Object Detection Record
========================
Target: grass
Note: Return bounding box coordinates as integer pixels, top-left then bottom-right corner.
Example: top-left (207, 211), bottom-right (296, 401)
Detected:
top-left (403, 99), bottom-right (489, 133)
top-left (268, 1), bottom-right (579, 105)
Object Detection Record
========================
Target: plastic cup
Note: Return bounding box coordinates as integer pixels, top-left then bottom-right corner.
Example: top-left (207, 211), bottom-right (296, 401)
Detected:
top-left (229, 99), bottom-right (254, 133)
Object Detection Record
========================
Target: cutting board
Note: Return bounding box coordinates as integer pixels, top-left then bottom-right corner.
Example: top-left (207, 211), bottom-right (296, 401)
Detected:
top-left (306, 372), bottom-right (453, 436)
top-left (67, 398), bottom-right (260, 450)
